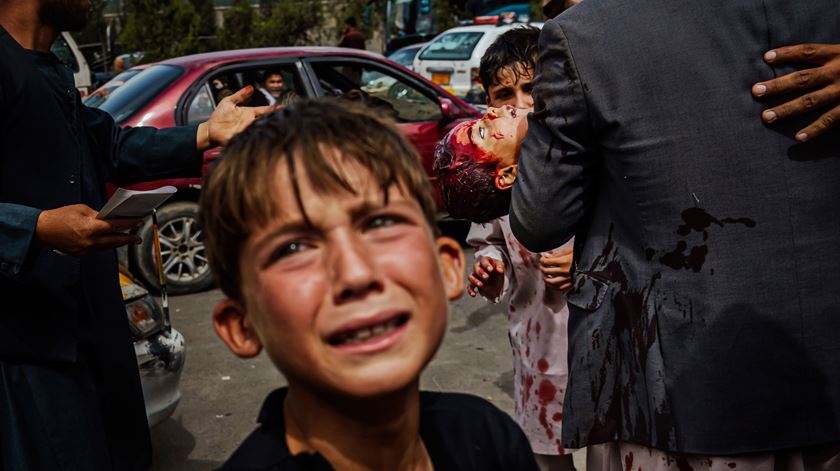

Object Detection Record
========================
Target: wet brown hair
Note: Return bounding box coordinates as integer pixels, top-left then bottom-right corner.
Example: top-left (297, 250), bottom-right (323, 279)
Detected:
top-left (200, 98), bottom-right (439, 301)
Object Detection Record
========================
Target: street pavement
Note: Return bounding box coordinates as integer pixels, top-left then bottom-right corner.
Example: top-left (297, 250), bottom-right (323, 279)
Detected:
top-left (149, 238), bottom-right (586, 470)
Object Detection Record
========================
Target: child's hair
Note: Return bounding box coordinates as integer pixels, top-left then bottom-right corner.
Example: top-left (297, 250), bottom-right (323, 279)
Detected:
top-left (433, 120), bottom-right (511, 223)
top-left (478, 26), bottom-right (541, 91)
top-left (200, 98), bottom-right (439, 301)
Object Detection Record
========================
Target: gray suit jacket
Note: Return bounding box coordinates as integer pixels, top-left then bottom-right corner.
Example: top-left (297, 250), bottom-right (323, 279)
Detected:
top-left (511, 0), bottom-right (840, 454)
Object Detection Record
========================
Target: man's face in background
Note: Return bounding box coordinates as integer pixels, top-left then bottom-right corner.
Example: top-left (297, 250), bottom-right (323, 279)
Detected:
top-left (39, 0), bottom-right (90, 31)
top-left (264, 74), bottom-right (285, 98)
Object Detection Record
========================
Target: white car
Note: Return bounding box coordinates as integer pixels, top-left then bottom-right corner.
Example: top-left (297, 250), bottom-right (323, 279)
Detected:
top-left (51, 32), bottom-right (93, 97)
top-left (120, 267), bottom-right (185, 426)
top-left (413, 21), bottom-right (543, 102)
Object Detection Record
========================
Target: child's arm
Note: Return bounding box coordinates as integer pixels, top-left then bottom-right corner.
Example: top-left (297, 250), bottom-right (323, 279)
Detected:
top-left (465, 219), bottom-right (511, 301)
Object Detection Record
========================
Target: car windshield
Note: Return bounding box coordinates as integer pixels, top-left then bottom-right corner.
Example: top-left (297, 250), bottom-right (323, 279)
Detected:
top-left (388, 46), bottom-right (421, 67)
top-left (83, 69), bottom-right (145, 108)
top-left (93, 64), bottom-right (184, 124)
top-left (418, 32), bottom-right (483, 61)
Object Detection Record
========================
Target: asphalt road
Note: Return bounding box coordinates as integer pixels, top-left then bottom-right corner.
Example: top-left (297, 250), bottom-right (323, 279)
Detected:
top-left (148, 224), bottom-right (586, 470)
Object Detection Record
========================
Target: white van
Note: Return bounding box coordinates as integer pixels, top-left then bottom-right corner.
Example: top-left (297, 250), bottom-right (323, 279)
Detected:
top-left (50, 32), bottom-right (93, 97)
top-left (413, 21), bottom-right (543, 102)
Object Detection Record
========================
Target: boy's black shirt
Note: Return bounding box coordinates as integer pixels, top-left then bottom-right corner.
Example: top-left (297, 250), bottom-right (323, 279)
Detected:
top-left (220, 388), bottom-right (539, 471)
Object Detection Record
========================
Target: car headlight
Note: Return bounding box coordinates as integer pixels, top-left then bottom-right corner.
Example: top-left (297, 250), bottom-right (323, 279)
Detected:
top-left (126, 295), bottom-right (164, 339)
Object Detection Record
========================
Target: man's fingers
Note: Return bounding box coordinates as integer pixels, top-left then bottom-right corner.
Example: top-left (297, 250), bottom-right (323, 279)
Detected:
top-left (753, 67), bottom-right (830, 98)
top-left (100, 217), bottom-right (144, 232)
top-left (764, 44), bottom-right (836, 65)
top-left (795, 105), bottom-right (840, 142)
top-left (761, 86), bottom-right (840, 123)
top-left (226, 85), bottom-right (255, 105)
top-left (251, 105), bottom-right (279, 118)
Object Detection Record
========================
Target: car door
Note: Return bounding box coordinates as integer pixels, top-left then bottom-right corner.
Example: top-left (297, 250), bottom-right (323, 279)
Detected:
top-left (303, 56), bottom-right (452, 199)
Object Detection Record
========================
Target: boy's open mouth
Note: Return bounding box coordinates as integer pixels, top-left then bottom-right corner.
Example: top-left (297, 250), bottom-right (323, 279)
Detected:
top-left (327, 313), bottom-right (410, 347)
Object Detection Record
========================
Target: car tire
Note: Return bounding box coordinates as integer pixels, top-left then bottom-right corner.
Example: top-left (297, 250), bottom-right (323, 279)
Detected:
top-left (130, 201), bottom-right (214, 295)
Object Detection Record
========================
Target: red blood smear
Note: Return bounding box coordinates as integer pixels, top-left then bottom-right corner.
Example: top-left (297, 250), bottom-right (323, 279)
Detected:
top-left (537, 357), bottom-right (549, 373)
top-left (555, 440), bottom-right (565, 454)
top-left (523, 374), bottom-right (534, 406)
top-left (624, 451), bottom-right (634, 471)
top-left (552, 412), bottom-right (562, 422)
top-left (536, 321), bottom-right (542, 339)
top-left (538, 406), bottom-right (554, 440)
top-left (537, 379), bottom-right (556, 404)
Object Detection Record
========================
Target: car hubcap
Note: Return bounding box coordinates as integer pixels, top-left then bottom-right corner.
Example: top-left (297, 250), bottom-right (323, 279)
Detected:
top-left (157, 216), bottom-right (208, 284)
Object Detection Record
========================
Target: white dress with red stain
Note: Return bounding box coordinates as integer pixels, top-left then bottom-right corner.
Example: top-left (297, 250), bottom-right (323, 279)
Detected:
top-left (467, 215), bottom-right (574, 456)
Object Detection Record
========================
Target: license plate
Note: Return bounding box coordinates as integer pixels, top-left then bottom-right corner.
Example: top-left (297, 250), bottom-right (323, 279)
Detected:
top-left (431, 72), bottom-right (451, 85)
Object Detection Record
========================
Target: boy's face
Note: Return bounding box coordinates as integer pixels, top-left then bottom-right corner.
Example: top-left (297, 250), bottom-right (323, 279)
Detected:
top-left (264, 74), bottom-right (285, 97)
top-left (455, 105), bottom-right (528, 170)
top-left (485, 63), bottom-right (535, 109)
top-left (213, 154), bottom-right (464, 399)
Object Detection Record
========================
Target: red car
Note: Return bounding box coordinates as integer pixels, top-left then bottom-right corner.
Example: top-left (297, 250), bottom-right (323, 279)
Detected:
top-left (88, 47), bottom-right (480, 294)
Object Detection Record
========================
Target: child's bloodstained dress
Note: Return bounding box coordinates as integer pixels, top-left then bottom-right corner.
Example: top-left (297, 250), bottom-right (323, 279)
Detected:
top-left (467, 215), bottom-right (574, 456)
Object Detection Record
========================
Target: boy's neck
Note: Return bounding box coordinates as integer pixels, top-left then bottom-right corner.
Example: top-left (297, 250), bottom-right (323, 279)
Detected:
top-left (283, 381), bottom-right (432, 471)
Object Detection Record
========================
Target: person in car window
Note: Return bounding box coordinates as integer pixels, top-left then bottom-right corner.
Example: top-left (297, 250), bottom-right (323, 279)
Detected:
top-left (0, 0), bottom-right (271, 469)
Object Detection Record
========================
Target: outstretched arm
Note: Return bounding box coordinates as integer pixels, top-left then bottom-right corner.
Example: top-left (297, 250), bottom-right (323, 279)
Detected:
top-left (752, 44), bottom-right (840, 141)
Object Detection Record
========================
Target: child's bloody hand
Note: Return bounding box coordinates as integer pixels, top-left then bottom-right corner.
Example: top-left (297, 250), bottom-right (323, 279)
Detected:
top-left (467, 256), bottom-right (505, 297)
top-left (540, 248), bottom-right (574, 293)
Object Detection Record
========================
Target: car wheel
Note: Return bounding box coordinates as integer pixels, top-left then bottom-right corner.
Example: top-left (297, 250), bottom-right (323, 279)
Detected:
top-left (130, 201), bottom-right (214, 295)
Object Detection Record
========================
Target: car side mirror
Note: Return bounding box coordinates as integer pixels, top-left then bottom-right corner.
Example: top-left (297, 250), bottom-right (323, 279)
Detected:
top-left (439, 97), bottom-right (461, 123)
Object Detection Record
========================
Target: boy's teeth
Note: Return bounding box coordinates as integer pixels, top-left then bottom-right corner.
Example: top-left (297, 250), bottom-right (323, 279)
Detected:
top-left (336, 318), bottom-right (401, 345)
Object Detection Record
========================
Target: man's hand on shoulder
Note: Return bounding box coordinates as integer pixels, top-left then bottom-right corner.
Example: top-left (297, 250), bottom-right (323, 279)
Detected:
top-left (34, 204), bottom-right (143, 256)
top-left (752, 43), bottom-right (840, 142)
top-left (197, 86), bottom-right (276, 150)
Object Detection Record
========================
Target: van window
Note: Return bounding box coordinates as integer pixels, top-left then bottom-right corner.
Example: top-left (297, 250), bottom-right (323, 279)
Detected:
top-left (50, 35), bottom-right (79, 72)
top-left (96, 65), bottom-right (184, 124)
top-left (418, 32), bottom-right (484, 61)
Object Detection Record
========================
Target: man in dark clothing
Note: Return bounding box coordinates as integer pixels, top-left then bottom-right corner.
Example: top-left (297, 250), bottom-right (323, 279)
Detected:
top-left (511, 0), bottom-right (840, 467)
top-left (0, 0), bottom-right (269, 469)
top-left (338, 16), bottom-right (366, 50)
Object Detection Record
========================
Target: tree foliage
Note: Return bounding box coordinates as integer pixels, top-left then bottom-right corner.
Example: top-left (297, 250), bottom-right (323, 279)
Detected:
top-left (219, 0), bottom-right (325, 50)
top-left (119, 0), bottom-right (202, 62)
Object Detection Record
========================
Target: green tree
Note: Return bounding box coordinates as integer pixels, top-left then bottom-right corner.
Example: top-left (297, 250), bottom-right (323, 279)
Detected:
top-left (218, 0), bottom-right (256, 50)
top-left (255, 1), bottom-right (324, 47)
top-left (119, 0), bottom-right (202, 62)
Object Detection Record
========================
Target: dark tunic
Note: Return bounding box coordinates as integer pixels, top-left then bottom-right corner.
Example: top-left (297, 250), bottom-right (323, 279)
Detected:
top-left (0, 26), bottom-right (201, 469)
top-left (221, 388), bottom-right (539, 471)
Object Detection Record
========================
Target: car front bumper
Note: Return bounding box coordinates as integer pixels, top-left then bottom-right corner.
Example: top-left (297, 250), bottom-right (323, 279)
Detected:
top-left (134, 328), bottom-right (186, 427)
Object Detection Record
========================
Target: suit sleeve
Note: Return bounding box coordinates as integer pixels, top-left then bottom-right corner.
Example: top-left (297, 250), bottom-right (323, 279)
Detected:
top-left (81, 105), bottom-right (203, 185)
top-left (510, 18), bottom-right (599, 253)
top-left (0, 204), bottom-right (41, 279)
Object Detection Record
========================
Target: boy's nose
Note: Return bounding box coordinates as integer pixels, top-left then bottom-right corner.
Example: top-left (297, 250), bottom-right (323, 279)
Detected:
top-left (329, 233), bottom-right (384, 303)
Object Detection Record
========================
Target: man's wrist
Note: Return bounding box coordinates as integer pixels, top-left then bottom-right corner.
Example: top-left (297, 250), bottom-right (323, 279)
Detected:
top-left (197, 122), bottom-right (211, 151)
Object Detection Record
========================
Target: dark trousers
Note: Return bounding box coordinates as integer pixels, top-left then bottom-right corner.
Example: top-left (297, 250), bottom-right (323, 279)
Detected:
top-left (0, 352), bottom-right (149, 471)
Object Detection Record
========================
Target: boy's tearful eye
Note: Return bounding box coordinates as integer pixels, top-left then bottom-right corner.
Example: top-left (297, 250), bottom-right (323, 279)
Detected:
top-left (266, 239), bottom-right (313, 267)
top-left (364, 214), bottom-right (404, 231)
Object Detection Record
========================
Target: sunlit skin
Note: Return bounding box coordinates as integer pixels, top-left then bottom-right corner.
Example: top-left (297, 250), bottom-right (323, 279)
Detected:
top-left (485, 64), bottom-right (535, 110)
top-left (264, 73), bottom-right (285, 98)
top-left (212, 151), bottom-right (465, 470)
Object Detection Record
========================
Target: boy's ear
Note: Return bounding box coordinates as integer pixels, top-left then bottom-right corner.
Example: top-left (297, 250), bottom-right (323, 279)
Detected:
top-left (495, 164), bottom-right (518, 190)
top-left (436, 236), bottom-right (465, 301)
top-left (213, 299), bottom-right (263, 359)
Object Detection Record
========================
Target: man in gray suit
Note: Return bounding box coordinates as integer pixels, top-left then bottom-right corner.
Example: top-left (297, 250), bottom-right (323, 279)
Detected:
top-left (511, 0), bottom-right (840, 467)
